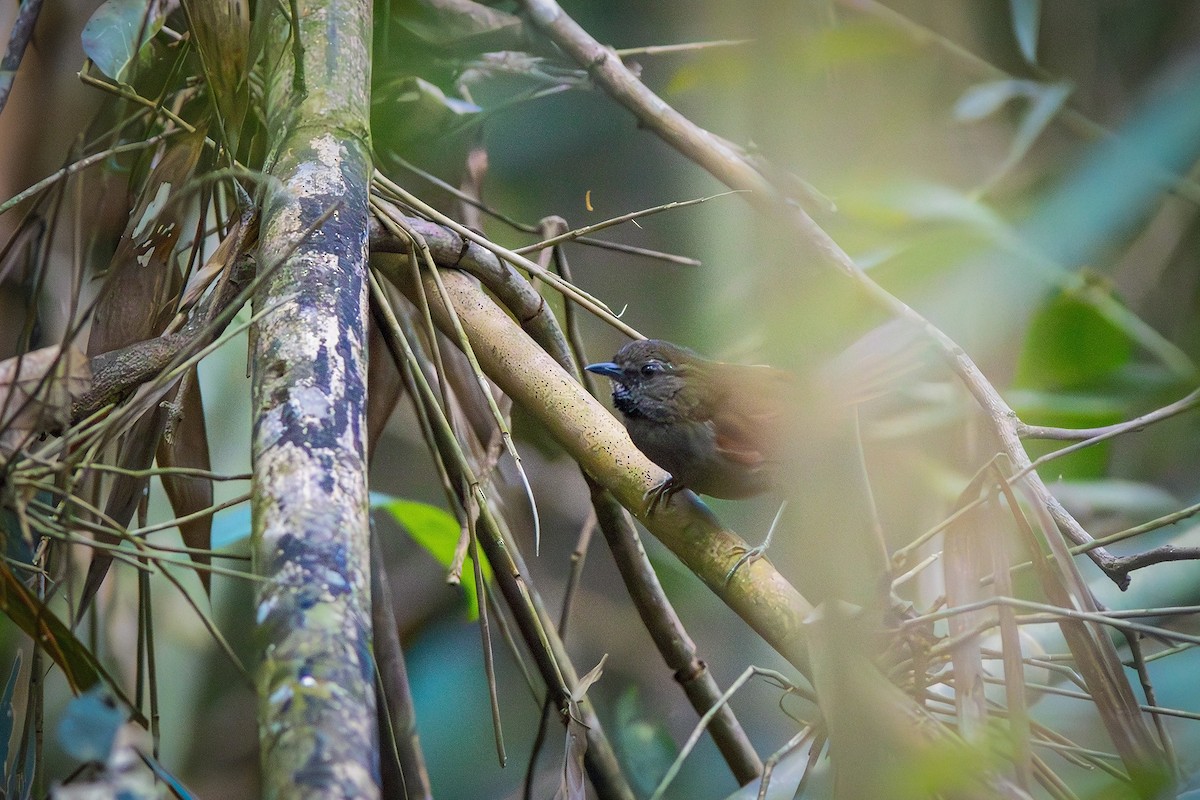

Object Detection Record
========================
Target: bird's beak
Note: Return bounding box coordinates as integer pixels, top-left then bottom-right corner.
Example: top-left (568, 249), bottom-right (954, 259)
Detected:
top-left (585, 361), bottom-right (622, 380)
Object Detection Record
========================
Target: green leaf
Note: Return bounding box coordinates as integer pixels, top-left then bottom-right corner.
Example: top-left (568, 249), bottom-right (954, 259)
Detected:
top-left (374, 77), bottom-right (481, 143)
top-left (840, 181), bottom-right (1007, 233)
top-left (615, 687), bottom-right (677, 797)
top-left (1052, 479), bottom-right (1180, 521)
top-left (81, 0), bottom-right (167, 85)
top-left (802, 20), bottom-right (914, 72)
top-left (380, 498), bottom-right (490, 620)
top-left (1015, 288), bottom-right (1133, 390)
top-left (1007, 388), bottom-right (1124, 479)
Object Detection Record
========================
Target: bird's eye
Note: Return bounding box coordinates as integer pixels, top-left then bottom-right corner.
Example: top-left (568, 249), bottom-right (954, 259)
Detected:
top-left (640, 360), bottom-right (668, 376)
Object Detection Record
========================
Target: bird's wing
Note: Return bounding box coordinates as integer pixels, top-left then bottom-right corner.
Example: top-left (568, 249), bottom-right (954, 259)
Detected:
top-left (707, 365), bottom-right (794, 469)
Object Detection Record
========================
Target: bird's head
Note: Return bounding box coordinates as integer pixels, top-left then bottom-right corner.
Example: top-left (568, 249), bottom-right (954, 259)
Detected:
top-left (585, 339), bottom-right (707, 422)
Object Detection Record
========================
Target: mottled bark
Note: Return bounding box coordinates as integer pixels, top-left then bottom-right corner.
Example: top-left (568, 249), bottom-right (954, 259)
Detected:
top-left (251, 0), bottom-right (378, 798)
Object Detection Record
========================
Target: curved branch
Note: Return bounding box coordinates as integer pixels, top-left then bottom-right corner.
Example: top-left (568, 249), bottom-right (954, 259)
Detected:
top-left (377, 210), bottom-right (768, 778)
top-left (378, 260), bottom-right (816, 673)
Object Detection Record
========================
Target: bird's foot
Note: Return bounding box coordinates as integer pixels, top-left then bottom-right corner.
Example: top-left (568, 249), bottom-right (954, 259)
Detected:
top-left (644, 475), bottom-right (682, 514)
top-left (724, 500), bottom-right (787, 584)
top-left (724, 544), bottom-right (767, 585)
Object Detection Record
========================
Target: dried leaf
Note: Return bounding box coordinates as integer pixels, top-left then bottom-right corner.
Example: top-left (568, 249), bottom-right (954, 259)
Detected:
top-left (157, 373), bottom-right (213, 594)
top-left (88, 131), bottom-right (206, 357)
top-left (178, 213), bottom-right (253, 312)
top-left (571, 654), bottom-right (607, 704)
top-left (0, 345), bottom-right (92, 434)
top-left (556, 655), bottom-right (606, 800)
top-left (366, 317), bottom-right (404, 460)
top-left (80, 132), bottom-right (207, 610)
top-left (79, 402), bottom-right (169, 612)
top-left (1001, 472), bottom-right (1168, 784)
top-left (555, 715), bottom-right (588, 800)
top-left (942, 470), bottom-right (1001, 743)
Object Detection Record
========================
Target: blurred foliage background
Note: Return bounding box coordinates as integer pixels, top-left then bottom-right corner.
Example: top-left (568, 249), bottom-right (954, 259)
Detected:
top-left (2, 0), bottom-right (1200, 798)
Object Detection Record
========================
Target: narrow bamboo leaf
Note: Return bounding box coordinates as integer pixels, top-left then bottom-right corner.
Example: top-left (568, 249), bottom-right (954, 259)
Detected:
top-left (954, 79), bottom-right (1031, 122)
top-left (157, 374), bottom-right (214, 594)
top-left (140, 751), bottom-right (198, 799)
top-left (1010, 82), bottom-right (1071, 168)
top-left (955, 79), bottom-right (1071, 186)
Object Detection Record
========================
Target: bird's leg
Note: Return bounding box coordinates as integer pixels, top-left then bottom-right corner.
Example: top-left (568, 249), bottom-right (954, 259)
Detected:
top-left (725, 500), bottom-right (789, 584)
top-left (644, 474), bottom-right (684, 514)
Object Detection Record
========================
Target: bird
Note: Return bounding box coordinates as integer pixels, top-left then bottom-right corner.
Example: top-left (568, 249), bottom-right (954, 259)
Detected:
top-left (586, 332), bottom-right (925, 583)
top-left (586, 339), bottom-right (804, 579)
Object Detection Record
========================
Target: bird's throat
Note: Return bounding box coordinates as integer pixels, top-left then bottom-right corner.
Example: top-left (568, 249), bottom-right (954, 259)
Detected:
top-left (611, 385), bottom-right (642, 418)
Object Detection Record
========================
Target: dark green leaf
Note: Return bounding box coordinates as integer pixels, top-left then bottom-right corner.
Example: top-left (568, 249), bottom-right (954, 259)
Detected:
top-left (81, 0), bottom-right (167, 85)
top-left (380, 497), bottom-right (490, 620)
top-left (1015, 288), bottom-right (1133, 390)
top-left (615, 687), bottom-right (677, 797)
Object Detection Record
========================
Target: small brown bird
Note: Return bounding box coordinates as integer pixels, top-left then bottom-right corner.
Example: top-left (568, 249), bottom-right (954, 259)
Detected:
top-left (586, 339), bottom-right (805, 577)
top-left (586, 333), bottom-right (920, 580)
top-left (586, 339), bottom-right (797, 506)
top-left (589, 332), bottom-right (926, 588)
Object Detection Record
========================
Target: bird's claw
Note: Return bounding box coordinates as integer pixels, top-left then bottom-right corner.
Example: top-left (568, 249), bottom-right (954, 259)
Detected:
top-left (724, 545), bottom-right (767, 585)
top-left (644, 476), bottom-right (682, 514)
